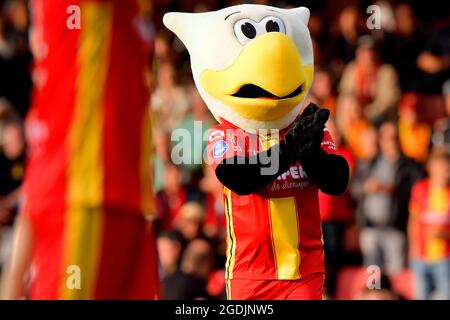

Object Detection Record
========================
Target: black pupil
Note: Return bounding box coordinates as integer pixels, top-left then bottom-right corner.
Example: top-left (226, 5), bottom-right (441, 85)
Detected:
top-left (241, 22), bottom-right (256, 39)
top-left (266, 20), bottom-right (280, 32)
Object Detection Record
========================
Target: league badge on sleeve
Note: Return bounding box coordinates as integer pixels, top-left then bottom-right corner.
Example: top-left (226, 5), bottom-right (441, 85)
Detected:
top-left (213, 140), bottom-right (229, 158)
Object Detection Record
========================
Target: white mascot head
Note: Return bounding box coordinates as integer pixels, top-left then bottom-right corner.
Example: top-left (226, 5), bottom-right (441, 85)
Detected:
top-left (163, 4), bottom-right (313, 130)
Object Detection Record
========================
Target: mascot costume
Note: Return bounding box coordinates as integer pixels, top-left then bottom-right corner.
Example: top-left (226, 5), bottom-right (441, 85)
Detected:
top-left (164, 4), bottom-right (349, 300)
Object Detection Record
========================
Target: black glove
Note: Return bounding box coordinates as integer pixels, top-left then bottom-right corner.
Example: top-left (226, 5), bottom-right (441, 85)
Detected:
top-left (281, 103), bottom-right (330, 164)
top-left (215, 102), bottom-right (349, 196)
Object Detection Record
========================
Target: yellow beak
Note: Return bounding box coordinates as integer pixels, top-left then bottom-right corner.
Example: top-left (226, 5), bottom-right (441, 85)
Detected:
top-left (200, 32), bottom-right (313, 121)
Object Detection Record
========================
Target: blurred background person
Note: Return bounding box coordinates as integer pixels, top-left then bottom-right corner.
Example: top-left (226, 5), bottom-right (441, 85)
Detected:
top-left (174, 201), bottom-right (207, 242)
top-left (157, 229), bottom-right (206, 300)
top-left (432, 80), bottom-right (450, 151)
top-left (382, 2), bottom-right (425, 92)
top-left (398, 93), bottom-right (432, 164)
top-left (319, 119), bottom-right (355, 298)
top-left (176, 86), bottom-right (215, 183)
top-left (416, 22), bottom-right (450, 93)
top-left (199, 165), bottom-right (226, 241)
top-left (330, 5), bottom-right (360, 74)
top-left (408, 150), bottom-right (450, 300)
top-left (354, 121), bottom-right (425, 276)
top-left (151, 61), bottom-right (189, 135)
top-left (0, 121), bottom-right (25, 269)
top-left (0, 98), bottom-right (21, 138)
top-left (155, 163), bottom-right (202, 231)
top-left (180, 238), bottom-right (215, 299)
top-left (339, 35), bottom-right (400, 124)
top-left (310, 67), bottom-right (337, 116)
top-left (335, 93), bottom-right (372, 159)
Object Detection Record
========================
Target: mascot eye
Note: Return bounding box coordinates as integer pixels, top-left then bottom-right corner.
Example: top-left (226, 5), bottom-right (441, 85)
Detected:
top-left (242, 23), bottom-right (257, 38)
top-left (234, 19), bottom-right (260, 45)
top-left (262, 16), bottom-right (286, 34)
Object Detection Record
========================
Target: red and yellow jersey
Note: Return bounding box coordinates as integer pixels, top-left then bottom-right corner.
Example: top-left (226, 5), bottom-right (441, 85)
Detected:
top-left (25, 0), bottom-right (154, 219)
top-left (207, 120), bottom-right (336, 280)
top-left (409, 179), bottom-right (450, 261)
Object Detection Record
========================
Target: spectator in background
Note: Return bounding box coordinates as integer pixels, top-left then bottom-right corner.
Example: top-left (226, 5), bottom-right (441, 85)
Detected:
top-left (0, 97), bottom-right (20, 139)
top-left (330, 5), bottom-right (360, 73)
top-left (335, 93), bottom-right (372, 159)
top-left (339, 35), bottom-right (400, 124)
top-left (154, 30), bottom-right (178, 66)
top-left (398, 93), bottom-right (432, 164)
top-left (409, 150), bottom-right (450, 300)
top-left (416, 24), bottom-right (450, 93)
top-left (351, 126), bottom-right (379, 229)
top-left (151, 62), bottom-right (189, 134)
top-left (158, 230), bottom-right (206, 300)
top-left (383, 2), bottom-right (425, 92)
top-left (354, 121), bottom-right (425, 276)
top-left (180, 239), bottom-right (215, 298)
top-left (0, 121), bottom-right (25, 269)
top-left (152, 129), bottom-right (171, 193)
top-left (310, 67), bottom-right (337, 116)
top-left (319, 119), bottom-right (355, 298)
top-left (174, 201), bottom-right (206, 242)
top-left (156, 163), bottom-right (201, 231)
top-left (0, 17), bottom-right (14, 59)
top-left (0, 121), bottom-right (25, 213)
top-left (0, 0), bottom-right (31, 117)
top-left (432, 80), bottom-right (450, 152)
top-left (176, 86), bottom-right (216, 180)
top-left (199, 165), bottom-right (226, 240)
top-left (158, 230), bottom-right (186, 277)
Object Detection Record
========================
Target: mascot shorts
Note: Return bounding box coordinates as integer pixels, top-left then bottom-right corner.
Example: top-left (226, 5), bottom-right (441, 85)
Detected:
top-left (226, 272), bottom-right (324, 300)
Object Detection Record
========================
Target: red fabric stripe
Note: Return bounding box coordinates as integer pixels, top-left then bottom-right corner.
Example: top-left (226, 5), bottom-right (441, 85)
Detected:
top-left (230, 194), bottom-right (277, 279)
top-left (102, 0), bottom-right (149, 211)
top-left (93, 208), bottom-right (159, 299)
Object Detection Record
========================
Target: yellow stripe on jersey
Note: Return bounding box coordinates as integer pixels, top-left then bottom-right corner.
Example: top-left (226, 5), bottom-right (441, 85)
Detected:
top-left (67, 2), bottom-right (112, 206)
top-left (269, 197), bottom-right (301, 279)
top-left (425, 188), bottom-right (449, 261)
top-left (62, 2), bottom-right (113, 299)
top-left (225, 279), bottom-right (231, 300)
top-left (60, 207), bottom-right (104, 299)
top-left (224, 187), bottom-right (237, 279)
top-left (140, 113), bottom-right (155, 216)
top-left (259, 131), bottom-right (301, 279)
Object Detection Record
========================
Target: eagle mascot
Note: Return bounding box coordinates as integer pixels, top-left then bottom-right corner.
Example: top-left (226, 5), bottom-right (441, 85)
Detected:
top-left (164, 4), bottom-right (349, 300)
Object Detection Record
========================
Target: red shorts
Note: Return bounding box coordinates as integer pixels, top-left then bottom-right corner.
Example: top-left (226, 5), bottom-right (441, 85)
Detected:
top-left (226, 273), bottom-right (324, 300)
top-left (28, 206), bottom-right (160, 300)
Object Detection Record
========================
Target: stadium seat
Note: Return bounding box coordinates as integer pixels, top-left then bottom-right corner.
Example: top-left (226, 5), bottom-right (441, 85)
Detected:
top-left (391, 269), bottom-right (415, 300)
top-left (335, 266), bottom-right (368, 300)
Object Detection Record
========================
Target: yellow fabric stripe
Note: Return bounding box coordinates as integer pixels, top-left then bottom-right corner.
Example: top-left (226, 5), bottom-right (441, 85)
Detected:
top-left (67, 2), bottom-right (112, 206)
top-left (60, 207), bottom-right (104, 299)
top-left (269, 197), bottom-right (301, 279)
top-left (140, 113), bottom-right (155, 216)
top-left (226, 279), bottom-right (231, 300)
top-left (425, 188), bottom-right (449, 261)
top-left (224, 187), bottom-right (236, 280)
top-left (62, 2), bottom-right (113, 299)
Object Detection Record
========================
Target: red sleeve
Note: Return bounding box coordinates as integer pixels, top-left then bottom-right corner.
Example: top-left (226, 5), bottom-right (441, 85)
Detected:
top-left (321, 128), bottom-right (337, 154)
top-left (206, 124), bottom-right (249, 170)
top-left (409, 180), bottom-right (426, 214)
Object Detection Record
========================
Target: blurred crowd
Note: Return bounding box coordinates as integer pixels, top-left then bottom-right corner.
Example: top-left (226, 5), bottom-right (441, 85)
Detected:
top-left (0, 0), bottom-right (450, 300)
